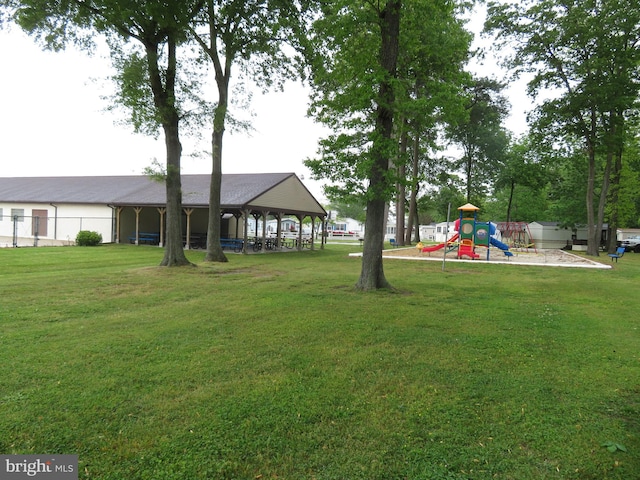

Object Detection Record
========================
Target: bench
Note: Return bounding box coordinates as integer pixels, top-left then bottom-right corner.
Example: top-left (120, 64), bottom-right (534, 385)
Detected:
top-left (128, 232), bottom-right (160, 245)
top-left (608, 246), bottom-right (625, 262)
top-left (220, 238), bottom-right (243, 252)
top-left (183, 233), bottom-right (207, 249)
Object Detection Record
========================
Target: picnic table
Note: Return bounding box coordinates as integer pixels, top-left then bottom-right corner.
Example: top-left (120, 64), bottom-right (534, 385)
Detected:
top-left (128, 232), bottom-right (160, 245)
top-left (220, 238), bottom-right (244, 252)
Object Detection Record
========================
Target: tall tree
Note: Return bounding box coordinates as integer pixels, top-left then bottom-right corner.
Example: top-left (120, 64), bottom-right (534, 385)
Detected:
top-left (189, 0), bottom-right (307, 263)
top-left (486, 0), bottom-right (640, 255)
top-left (306, 0), bottom-right (401, 290)
top-left (360, 0), bottom-right (400, 290)
top-left (404, 131), bottom-right (422, 244)
top-left (3, 0), bottom-right (201, 266)
top-left (446, 77), bottom-right (509, 205)
top-left (395, 1), bottom-right (472, 245)
top-left (545, 141), bottom-right (590, 228)
top-left (306, 0), bottom-right (471, 289)
top-left (493, 136), bottom-right (548, 222)
top-left (611, 131), bottom-right (640, 229)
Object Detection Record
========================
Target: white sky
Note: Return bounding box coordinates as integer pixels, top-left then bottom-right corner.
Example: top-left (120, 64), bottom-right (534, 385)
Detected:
top-left (0, 7), bottom-right (532, 204)
top-left (0, 28), bottom-right (329, 198)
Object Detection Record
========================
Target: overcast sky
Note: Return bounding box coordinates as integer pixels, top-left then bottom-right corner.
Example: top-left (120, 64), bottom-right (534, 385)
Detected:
top-left (0, 8), bottom-right (531, 204)
top-left (1, 28), bottom-right (329, 199)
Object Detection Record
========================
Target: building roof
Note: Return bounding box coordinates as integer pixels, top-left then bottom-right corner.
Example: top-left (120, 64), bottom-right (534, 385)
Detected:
top-left (0, 173), bottom-right (326, 217)
top-left (529, 221), bottom-right (562, 227)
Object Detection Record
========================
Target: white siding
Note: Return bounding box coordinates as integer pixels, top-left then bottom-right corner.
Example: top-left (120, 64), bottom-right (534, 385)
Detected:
top-left (528, 222), bottom-right (572, 249)
top-left (0, 202), bottom-right (113, 244)
top-left (251, 176), bottom-right (325, 215)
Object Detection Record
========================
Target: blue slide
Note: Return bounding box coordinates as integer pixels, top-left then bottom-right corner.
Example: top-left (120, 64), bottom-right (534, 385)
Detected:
top-left (490, 237), bottom-right (510, 251)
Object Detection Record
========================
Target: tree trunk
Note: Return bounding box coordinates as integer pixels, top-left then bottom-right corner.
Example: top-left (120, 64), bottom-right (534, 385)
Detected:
top-left (586, 146), bottom-right (598, 256)
top-left (464, 143), bottom-right (474, 203)
top-left (506, 179), bottom-right (515, 223)
top-left (205, 122), bottom-right (228, 262)
top-left (405, 132), bottom-right (419, 244)
top-left (202, 4), bottom-right (229, 263)
top-left (587, 110), bottom-right (615, 257)
top-left (606, 149), bottom-right (623, 253)
top-left (146, 36), bottom-right (190, 267)
top-left (358, 197), bottom-right (391, 290)
top-left (355, 0), bottom-right (400, 291)
top-left (160, 120), bottom-right (191, 266)
top-left (595, 143), bottom-right (613, 255)
top-left (413, 203), bottom-right (420, 243)
top-left (395, 126), bottom-right (408, 246)
top-left (585, 109), bottom-right (599, 257)
top-left (204, 92), bottom-right (228, 262)
top-left (602, 112), bottom-right (623, 253)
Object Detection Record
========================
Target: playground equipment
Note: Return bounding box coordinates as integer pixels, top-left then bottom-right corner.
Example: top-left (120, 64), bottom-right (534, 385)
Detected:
top-left (457, 203), bottom-right (482, 259)
top-left (420, 233), bottom-right (459, 253)
top-left (421, 203), bottom-right (513, 260)
top-left (495, 221), bottom-right (537, 253)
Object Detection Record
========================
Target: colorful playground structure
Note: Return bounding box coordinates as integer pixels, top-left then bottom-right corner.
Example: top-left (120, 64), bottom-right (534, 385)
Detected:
top-left (421, 203), bottom-right (512, 260)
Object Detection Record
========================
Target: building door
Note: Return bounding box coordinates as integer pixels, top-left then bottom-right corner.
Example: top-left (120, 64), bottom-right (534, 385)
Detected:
top-left (32, 209), bottom-right (48, 237)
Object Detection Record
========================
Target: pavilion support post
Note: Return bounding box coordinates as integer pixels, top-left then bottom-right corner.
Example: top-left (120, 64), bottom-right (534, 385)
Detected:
top-left (184, 208), bottom-right (194, 249)
top-left (251, 213), bottom-right (259, 235)
top-left (321, 215), bottom-right (327, 250)
top-left (134, 207), bottom-right (143, 244)
top-left (251, 213), bottom-right (261, 249)
top-left (234, 213), bottom-right (241, 240)
top-left (261, 210), bottom-right (269, 253)
top-left (275, 212), bottom-right (283, 248)
top-left (116, 207), bottom-right (124, 244)
top-left (243, 210), bottom-right (250, 254)
top-left (157, 207), bottom-right (166, 247)
top-left (297, 214), bottom-right (304, 251)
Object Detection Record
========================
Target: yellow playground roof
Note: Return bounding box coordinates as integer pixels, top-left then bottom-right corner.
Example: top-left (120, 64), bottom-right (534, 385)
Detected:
top-left (458, 203), bottom-right (480, 211)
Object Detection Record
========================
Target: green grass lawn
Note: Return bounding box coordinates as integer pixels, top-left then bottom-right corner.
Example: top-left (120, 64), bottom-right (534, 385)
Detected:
top-left (1, 244), bottom-right (638, 479)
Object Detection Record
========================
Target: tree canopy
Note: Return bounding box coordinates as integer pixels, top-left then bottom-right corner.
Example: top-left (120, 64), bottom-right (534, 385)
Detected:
top-left (486, 0), bottom-right (640, 254)
top-left (4, 0), bottom-right (207, 265)
top-left (305, 0), bottom-right (402, 290)
top-left (305, 0), bottom-right (473, 289)
top-left (446, 76), bottom-right (510, 206)
top-left (188, 0), bottom-right (309, 263)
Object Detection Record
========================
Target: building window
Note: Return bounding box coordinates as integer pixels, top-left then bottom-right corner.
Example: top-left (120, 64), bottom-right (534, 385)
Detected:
top-left (11, 208), bottom-right (24, 222)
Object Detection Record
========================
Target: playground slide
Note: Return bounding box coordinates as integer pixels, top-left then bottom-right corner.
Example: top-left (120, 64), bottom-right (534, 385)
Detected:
top-left (422, 233), bottom-right (459, 252)
top-left (458, 243), bottom-right (480, 259)
top-left (490, 237), bottom-right (510, 251)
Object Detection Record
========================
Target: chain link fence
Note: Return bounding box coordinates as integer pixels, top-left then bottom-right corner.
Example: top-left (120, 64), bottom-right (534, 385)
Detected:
top-left (0, 213), bottom-right (114, 248)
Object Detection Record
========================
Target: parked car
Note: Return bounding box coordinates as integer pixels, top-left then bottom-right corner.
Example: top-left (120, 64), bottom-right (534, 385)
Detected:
top-left (621, 235), bottom-right (640, 252)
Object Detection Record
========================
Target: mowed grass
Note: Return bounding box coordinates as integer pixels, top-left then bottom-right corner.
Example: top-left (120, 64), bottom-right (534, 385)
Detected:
top-left (1, 244), bottom-right (638, 479)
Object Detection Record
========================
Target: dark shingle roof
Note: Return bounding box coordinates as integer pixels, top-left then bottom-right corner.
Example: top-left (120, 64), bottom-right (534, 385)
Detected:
top-left (0, 173), bottom-right (325, 216)
top-left (0, 176), bottom-right (145, 204)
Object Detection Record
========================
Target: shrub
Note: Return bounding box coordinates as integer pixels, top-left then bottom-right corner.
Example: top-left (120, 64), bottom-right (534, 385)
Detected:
top-left (75, 230), bottom-right (103, 246)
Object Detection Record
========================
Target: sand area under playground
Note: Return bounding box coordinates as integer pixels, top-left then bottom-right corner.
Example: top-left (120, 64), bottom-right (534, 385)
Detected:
top-left (373, 246), bottom-right (612, 269)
